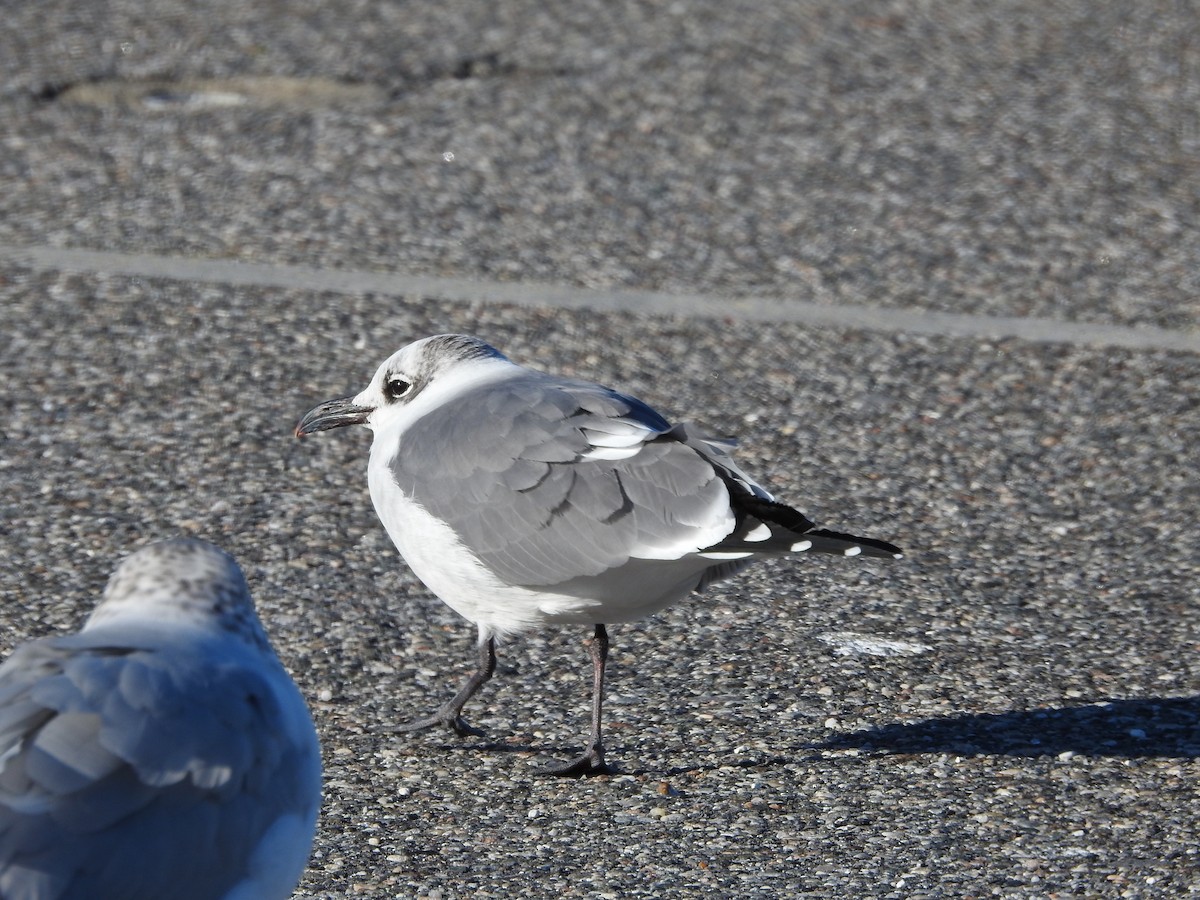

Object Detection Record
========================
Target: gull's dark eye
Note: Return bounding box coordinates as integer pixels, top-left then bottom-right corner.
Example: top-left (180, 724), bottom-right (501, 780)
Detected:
top-left (383, 375), bottom-right (413, 402)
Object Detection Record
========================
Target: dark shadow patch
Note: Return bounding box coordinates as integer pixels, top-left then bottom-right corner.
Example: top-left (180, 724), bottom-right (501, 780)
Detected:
top-left (31, 81), bottom-right (72, 103)
top-left (451, 52), bottom-right (515, 80)
top-left (817, 696), bottom-right (1200, 759)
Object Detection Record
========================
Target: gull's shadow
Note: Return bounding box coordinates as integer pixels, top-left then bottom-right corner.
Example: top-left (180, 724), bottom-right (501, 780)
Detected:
top-left (816, 696), bottom-right (1200, 759)
top-left (369, 697), bottom-right (1200, 776)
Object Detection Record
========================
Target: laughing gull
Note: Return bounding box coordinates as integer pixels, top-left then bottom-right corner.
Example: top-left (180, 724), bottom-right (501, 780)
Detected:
top-left (296, 334), bottom-right (901, 775)
top-left (0, 539), bottom-right (322, 899)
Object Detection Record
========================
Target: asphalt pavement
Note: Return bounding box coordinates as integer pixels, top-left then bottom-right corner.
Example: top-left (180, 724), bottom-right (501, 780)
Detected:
top-left (1, 2), bottom-right (1198, 898)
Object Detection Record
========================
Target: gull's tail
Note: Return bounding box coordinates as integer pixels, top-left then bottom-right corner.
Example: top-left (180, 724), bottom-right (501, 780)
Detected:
top-left (794, 527), bottom-right (903, 559)
top-left (701, 494), bottom-right (903, 560)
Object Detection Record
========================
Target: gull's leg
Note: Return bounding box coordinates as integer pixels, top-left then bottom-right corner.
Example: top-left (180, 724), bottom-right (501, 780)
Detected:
top-left (395, 632), bottom-right (496, 737)
top-left (544, 624), bottom-right (612, 776)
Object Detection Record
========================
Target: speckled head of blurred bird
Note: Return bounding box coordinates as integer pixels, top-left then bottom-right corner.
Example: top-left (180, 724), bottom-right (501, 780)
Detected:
top-left (87, 537), bottom-right (269, 649)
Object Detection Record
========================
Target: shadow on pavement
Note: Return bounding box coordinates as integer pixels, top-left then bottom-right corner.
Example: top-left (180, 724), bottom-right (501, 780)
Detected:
top-left (818, 696), bottom-right (1200, 759)
top-left (376, 697), bottom-right (1200, 775)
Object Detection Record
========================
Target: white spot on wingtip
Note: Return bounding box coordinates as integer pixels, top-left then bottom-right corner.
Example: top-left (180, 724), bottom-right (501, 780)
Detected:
top-left (844, 546), bottom-right (862, 557)
top-left (790, 540), bottom-right (812, 552)
top-left (745, 523), bottom-right (772, 542)
top-left (700, 551), bottom-right (754, 560)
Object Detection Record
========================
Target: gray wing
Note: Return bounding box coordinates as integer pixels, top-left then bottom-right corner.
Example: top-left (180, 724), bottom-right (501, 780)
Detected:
top-left (0, 633), bottom-right (320, 900)
top-left (392, 372), bottom-right (755, 586)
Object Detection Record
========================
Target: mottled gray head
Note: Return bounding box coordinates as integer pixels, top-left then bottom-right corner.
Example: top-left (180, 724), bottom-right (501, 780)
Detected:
top-left (295, 334), bottom-right (510, 437)
top-left (88, 538), bottom-right (270, 649)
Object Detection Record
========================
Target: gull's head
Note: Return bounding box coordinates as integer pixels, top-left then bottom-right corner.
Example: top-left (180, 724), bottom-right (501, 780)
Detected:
top-left (87, 538), bottom-right (269, 648)
top-left (295, 334), bottom-right (509, 438)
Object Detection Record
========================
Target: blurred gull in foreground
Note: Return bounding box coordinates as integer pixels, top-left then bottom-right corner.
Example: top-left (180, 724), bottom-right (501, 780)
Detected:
top-left (0, 539), bottom-right (321, 899)
top-left (297, 334), bottom-right (900, 775)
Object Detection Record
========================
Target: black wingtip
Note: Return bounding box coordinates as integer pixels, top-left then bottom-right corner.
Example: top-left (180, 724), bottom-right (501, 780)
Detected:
top-left (804, 529), bottom-right (903, 560)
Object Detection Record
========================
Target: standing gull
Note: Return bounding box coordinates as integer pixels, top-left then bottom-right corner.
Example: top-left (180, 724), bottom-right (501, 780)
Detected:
top-left (0, 539), bottom-right (322, 899)
top-left (296, 334), bottom-right (901, 775)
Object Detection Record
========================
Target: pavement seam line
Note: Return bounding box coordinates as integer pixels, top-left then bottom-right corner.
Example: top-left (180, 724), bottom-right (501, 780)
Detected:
top-left (3, 243), bottom-right (1196, 353)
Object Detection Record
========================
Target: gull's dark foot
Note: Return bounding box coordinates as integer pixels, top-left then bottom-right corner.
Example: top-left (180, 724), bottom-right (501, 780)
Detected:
top-left (374, 707), bottom-right (485, 736)
top-left (539, 624), bottom-right (614, 777)
top-left (382, 636), bottom-right (497, 738)
top-left (539, 743), bottom-right (612, 777)
top-left (391, 710), bottom-right (486, 737)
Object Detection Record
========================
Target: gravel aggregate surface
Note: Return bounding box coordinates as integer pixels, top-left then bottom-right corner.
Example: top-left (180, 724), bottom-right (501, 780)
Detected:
top-left (3, 272), bottom-right (1198, 898)
top-left (2, 1), bottom-right (1198, 328)
top-left (1, 2), bottom-right (1198, 898)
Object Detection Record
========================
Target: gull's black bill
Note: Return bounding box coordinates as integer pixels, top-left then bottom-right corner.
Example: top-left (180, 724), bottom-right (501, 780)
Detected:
top-left (295, 397), bottom-right (372, 437)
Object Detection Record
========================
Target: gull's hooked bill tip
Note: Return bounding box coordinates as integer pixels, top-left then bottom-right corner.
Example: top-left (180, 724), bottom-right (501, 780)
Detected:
top-left (295, 396), bottom-right (372, 437)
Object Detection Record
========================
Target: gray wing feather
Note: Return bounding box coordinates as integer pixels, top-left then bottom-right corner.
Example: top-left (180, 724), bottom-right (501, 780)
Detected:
top-left (499, 458), bottom-right (549, 492)
top-left (0, 633), bottom-right (319, 900)
top-left (25, 713), bottom-right (123, 796)
top-left (562, 468), bottom-right (629, 522)
top-left (394, 373), bottom-right (736, 586)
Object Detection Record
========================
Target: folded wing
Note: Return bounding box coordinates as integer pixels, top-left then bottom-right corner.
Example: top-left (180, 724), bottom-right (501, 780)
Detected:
top-left (393, 373), bottom-right (750, 587)
top-left (0, 632), bottom-right (319, 900)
